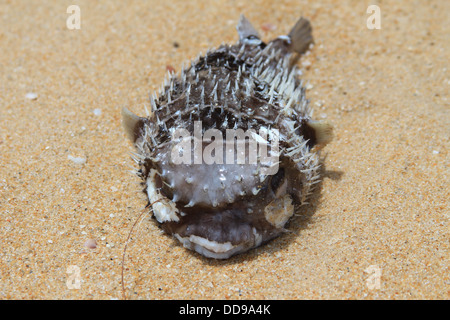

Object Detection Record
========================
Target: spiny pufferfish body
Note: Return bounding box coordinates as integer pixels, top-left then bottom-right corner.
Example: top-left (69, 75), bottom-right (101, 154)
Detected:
top-left (122, 15), bottom-right (333, 259)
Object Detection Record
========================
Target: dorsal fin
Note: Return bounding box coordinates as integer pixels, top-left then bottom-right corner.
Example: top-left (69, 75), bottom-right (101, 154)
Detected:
top-left (236, 14), bottom-right (260, 40)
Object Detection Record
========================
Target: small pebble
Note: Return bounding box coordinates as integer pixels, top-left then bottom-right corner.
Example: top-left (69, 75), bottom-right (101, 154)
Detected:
top-left (68, 155), bottom-right (86, 165)
top-left (84, 239), bottom-right (97, 249)
top-left (25, 92), bottom-right (38, 100)
top-left (261, 22), bottom-right (277, 32)
top-left (301, 60), bottom-right (312, 68)
top-left (166, 65), bottom-right (176, 73)
top-left (93, 108), bottom-right (102, 116)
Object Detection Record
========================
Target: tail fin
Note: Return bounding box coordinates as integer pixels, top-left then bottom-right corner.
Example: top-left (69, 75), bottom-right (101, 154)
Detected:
top-left (288, 17), bottom-right (313, 54)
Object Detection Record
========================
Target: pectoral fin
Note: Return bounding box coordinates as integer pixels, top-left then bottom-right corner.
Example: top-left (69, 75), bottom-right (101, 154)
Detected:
top-left (121, 107), bottom-right (147, 143)
top-left (307, 120), bottom-right (333, 151)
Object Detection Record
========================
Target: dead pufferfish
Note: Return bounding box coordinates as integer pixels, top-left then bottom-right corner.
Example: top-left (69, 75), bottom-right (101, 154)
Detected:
top-left (122, 15), bottom-right (333, 259)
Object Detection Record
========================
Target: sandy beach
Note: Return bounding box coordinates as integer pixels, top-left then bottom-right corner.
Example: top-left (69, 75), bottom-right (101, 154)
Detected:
top-left (0, 0), bottom-right (448, 299)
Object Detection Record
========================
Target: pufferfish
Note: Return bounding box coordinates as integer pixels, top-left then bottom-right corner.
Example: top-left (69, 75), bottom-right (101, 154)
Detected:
top-left (122, 15), bottom-right (333, 259)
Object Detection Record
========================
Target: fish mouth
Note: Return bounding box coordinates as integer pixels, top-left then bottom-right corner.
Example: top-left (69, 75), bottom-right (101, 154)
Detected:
top-left (145, 169), bottom-right (294, 259)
